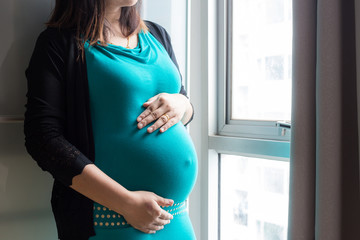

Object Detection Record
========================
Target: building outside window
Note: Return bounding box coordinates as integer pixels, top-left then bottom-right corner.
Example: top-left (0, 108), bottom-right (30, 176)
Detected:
top-left (210, 0), bottom-right (293, 239)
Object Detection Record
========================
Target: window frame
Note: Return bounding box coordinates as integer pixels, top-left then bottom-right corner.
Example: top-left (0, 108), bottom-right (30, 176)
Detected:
top-left (206, 0), bottom-right (292, 239)
top-left (217, 0), bottom-right (291, 141)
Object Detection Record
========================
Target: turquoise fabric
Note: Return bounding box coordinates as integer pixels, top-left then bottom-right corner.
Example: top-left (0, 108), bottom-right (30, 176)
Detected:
top-left (85, 31), bottom-right (198, 240)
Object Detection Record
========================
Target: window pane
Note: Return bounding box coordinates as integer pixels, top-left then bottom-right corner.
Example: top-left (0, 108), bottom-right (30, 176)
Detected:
top-left (231, 0), bottom-right (292, 121)
top-left (220, 154), bottom-right (289, 240)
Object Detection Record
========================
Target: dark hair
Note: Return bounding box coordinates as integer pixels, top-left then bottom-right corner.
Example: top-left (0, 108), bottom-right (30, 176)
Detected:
top-left (47, 0), bottom-right (146, 55)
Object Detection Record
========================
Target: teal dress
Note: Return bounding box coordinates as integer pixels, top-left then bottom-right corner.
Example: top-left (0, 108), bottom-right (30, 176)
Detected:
top-left (84, 30), bottom-right (198, 240)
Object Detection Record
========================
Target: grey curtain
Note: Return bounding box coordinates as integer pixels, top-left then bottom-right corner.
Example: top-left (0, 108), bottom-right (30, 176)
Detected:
top-left (288, 0), bottom-right (360, 239)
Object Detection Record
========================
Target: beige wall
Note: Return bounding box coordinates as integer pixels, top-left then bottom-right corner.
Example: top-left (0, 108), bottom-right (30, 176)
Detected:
top-left (0, 0), bottom-right (53, 116)
top-left (0, 1), bottom-right (57, 240)
top-left (0, 124), bottom-right (56, 240)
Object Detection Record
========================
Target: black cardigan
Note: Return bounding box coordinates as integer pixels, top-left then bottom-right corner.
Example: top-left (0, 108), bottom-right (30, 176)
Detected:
top-left (24, 21), bottom-right (194, 240)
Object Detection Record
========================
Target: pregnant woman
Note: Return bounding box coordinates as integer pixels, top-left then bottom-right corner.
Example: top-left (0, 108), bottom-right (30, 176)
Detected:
top-left (24, 0), bottom-right (197, 240)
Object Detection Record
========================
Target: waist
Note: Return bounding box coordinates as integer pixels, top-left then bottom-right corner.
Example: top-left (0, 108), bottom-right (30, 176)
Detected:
top-left (93, 201), bottom-right (188, 229)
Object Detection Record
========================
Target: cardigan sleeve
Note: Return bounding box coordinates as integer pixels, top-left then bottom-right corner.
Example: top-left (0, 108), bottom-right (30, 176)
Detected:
top-left (24, 29), bottom-right (93, 187)
top-left (145, 21), bottom-right (195, 126)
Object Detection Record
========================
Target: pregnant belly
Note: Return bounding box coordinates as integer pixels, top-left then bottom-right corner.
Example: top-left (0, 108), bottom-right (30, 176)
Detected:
top-left (93, 122), bottom-right (198, 202)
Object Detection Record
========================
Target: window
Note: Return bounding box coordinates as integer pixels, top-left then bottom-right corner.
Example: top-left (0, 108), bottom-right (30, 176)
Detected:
top-left (219, 0), bottom-right (292, 140)
top-left (220, 155), bottom-right (289, 240)
top-left (209, 0), bottom-right (292, 239)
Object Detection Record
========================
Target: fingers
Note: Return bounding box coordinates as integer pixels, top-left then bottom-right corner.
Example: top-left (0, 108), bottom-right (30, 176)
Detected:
top-left (143, 94), bottom-right (159, 107)
top-left (146, 195), bottom-right (173, 220)
top-left (137, 101), bottom-right (163, 129)
top-left (154, 196), bottom-right (173, 220)
top-left (137, 93), bottom-right (187, 133)
top-left (126, 192), bottom-right (174, 235)
top-left (137, 94), bottom-right (171, 128)
top-left (132, 212), bottom-right (171, 234)
top-left (137, 107), bottom-right (175, 133)
top-left (158, 210), bottom-right (173, 220)
top-left (147, 111), bottom-right (177, 133)
top-left (154, 218), bottom-right (171, 226)
top-left (159, 116), bottom-right (178, 133)
top-left (140, 215), bottom-right (171, 234)
top-left (137, 104), bottom-right (179, 133)
top-left (155, 196), bottom-right (174, 208)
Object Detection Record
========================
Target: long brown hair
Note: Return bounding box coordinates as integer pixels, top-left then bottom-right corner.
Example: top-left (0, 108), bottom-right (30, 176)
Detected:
top-left (47, 0), bottom-right (147, 55)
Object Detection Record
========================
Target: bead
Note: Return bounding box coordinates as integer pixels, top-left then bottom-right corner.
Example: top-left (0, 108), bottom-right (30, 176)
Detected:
top-left (92, 201), bottom-right (189, 228)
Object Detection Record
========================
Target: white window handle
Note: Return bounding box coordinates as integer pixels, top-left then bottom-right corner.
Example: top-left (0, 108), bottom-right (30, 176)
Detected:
top-left (276, 121), bottom-right (291, 136)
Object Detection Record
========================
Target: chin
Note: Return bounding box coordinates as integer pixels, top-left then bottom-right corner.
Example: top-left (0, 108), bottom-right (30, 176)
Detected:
top-left (123, 0), bottom-right (138, 7)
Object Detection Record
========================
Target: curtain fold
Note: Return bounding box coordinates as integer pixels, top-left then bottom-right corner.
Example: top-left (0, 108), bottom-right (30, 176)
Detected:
top-left (289, 0), bottom-right (360, 239)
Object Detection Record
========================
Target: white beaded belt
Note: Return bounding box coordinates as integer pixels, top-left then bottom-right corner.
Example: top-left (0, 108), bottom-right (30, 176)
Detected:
top-left (93, 200), bottom-right (187, 228)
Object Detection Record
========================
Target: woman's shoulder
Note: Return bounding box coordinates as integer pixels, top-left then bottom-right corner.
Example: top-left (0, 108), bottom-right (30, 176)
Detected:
top-left (144, 21), bottom-right (171, 40)
top-left (144, 20), bottom-right (172, 49)
top-left (144, 20), bottom-right (165, 31)
top-left (35, 27), bottom-right (76, 50)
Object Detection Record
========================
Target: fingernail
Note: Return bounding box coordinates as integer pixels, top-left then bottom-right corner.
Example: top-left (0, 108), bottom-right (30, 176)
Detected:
top-left (160, 127), bottom-right (164, 132)
top-left (148, 127), bottom-right (153, 132)
top-left (137, 117), bottom-right (142, 121)
top-left (138, 123), bottom-right (143, 128)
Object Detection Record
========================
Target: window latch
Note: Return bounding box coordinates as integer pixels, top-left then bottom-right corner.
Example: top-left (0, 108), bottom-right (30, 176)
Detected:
top-left (276, 121), bottom-right (291, 136)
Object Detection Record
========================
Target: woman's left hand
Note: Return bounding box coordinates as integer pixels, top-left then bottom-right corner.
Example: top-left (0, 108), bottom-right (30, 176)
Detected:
top-left (137, 93), bottom-right (190, 133)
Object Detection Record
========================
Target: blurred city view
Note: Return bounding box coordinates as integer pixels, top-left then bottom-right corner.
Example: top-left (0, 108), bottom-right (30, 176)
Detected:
top-left (231, 0), bottom-right (292, 121)
top-left (220, 155), bottom-right (289, 240)
top-left (222, 0), bottom-right (292, 239)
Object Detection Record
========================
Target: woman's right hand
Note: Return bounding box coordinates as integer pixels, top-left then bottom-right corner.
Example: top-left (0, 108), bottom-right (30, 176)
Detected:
top-left (70, 164), bottom-right (174, 234)
top-left (121, 191), bottom-right (174, 234)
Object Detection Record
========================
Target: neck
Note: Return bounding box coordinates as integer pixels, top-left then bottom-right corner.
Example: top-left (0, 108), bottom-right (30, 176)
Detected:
top-left (105, 3), bottom-right (122, 26)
